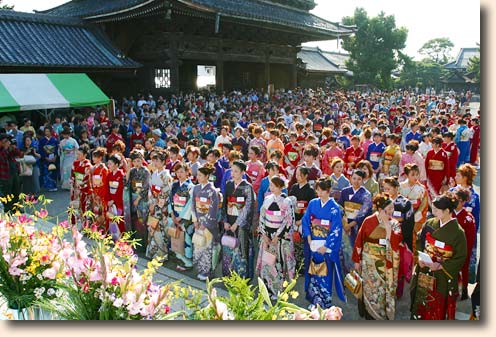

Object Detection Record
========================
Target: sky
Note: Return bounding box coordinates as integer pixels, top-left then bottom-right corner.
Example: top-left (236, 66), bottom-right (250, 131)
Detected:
top-left (4, 0), bottom-right (480, 61)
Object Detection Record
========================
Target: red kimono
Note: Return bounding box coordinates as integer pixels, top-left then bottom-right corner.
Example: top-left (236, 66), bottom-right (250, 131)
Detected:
top-left (453, 208), bottom-right (476, 289)
top-left (283, 142), bottom-right (301, 169)
top-left (442, 141), bottom-right (458, 182)
top-left (89, 163), bottom-right (109, 230)
top-left (70, 159), bottom-right (92, 225)
top-left (344, 145), bottom-right (365, 177)
top-left (107, 168), bottom-right (126, 233)
top-left (424, 148), bottom-right (449, 196)
top-left (106, 132), bottom-right (124, 154)
top-left (130, 132), bottom-right (146, 150)
top-left (470, 125), bottom-right (480, 164)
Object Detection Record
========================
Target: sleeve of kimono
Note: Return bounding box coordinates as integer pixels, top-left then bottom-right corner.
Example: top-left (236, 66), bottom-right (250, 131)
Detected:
top-left (257, 178), bottom-right (267, 211)
top-left (178, 184), bottom-right (193, 220)
top-left (352, 216), bottom-right (371, 263)
top-left (222, 183), bottom-right (229, 223)
top-left (416, 188), bottom-right (429, 225)
top-left (220, 171), bottom-right (228, 195)
top-left (325, 205), bottom-right (342, 253)
top-left (191, 187), bottom-right (198, 223)
top-left (472, 193), bottom-right (480, 230)
top-left (234, 185), bottom-right (254, 229)
top-left (258, 201), bottom-right (267, 237)
top-left (402, 200), bottom-right (415, 250)
top-left (139, 169), bottom-right (150, 200)
top-left (439, 228), bottom-right (467, 280)
top-left (301, 200), bottom-right (313, 239)
top-left (206, 189), bottom-right (219, 231)
top-left (390, 221), bottom-right (403, 252)
top-left (276, 199), bottom-right (294, 239)
top-left (355, 191), bottom-right (372, 225)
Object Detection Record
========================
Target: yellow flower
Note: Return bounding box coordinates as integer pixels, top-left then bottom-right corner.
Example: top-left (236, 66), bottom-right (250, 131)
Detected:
top-left (282, 280), bottom-right (289, 288)
top-left (290, 290), bottom-right (299, 299)
top-left (280, 293), bottom-right (289, 302)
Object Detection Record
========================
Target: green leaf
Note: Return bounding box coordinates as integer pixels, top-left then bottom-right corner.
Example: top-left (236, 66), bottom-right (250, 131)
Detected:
top-left (257, 277), bottom-right (272, 308)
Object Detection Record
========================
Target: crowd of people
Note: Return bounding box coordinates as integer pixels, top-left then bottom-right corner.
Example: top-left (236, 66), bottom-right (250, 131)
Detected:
top-left (0, 87), bottom-right (480, 320)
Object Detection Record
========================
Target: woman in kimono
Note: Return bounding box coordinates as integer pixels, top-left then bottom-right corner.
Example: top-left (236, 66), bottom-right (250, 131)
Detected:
top-left (170, 162), bottom-right (194, 271)
top-left (328, 158), bottom-right (350, 201)
top-left (88, 147), bottom-right (109, 231)
top-left (128, 149), bottom-right (151, 252)
top-left (289, 166), bottom-right (316, 271)
top-left (410, 192), bottom-right (467, 320)
top-left (70, 144), bottom-right (91, 228)
top-left (38, 126), bottom-right (59, 191)
top-left (302, 178), bottom-right (345, 309)
top-left (257, 161), bottom-right (288, 211)
top-left (399, 141), bottom-right (426, 184)
top-left (192, 165), bottom-right (220, 280)
top-left (106, 154), bottom-right (125, 240)
top-left (245, 145), bottom-right (265, 194)
top-left (399, 164), bottom-right (428, 252)
top-left (451, 163), bottom-right (479, 283)
top-left (222, 160), bottom-right (255, 279)
top-left (337, 169), bottom-right (373, 274)
top-left (381, 134), bottom-right (401, 178)
top-left (382, 177), bottom-right (415, 299)
top-left (146, 150), bottom-right (173, 261)
top-left (256, 176), bottom-right (296, 299)
top-left (352, 193), bottom-right (403, 320)
top-left (59, 128), bottom-right (79, 190)
top-left (356, 160), bottom-right (380, 197)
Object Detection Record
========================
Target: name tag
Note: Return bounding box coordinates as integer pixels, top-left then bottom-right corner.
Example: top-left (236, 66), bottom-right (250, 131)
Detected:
top-left (379, 238), bottom-right (387, 246)
top-left (94, 175), bottom-right (101, 179)
top-left (109, 181), bottom-right (119, 188)
top-left (200, 197), bottom-right (208, 202)
top-left (252, 171), bottom-right (258, 177)
top-left (237, 197), bottom-right (245, 202)
top-left (297, 202), bottom-right (305, 208)
top-left (155, 185), bottom-right (161, 191)
top-left (321, 219), bottom-right (329, 226)
top-left (434, 240), bottom-right (445, 249)
top-left (178, 196), bottom-right (186, 202)
top-left (273, 211), bottom-right (281, 216)
top-left (466, 207), bottom-right (473, 213)
top-left (135, 183), bottom-right (142, 188)
top-left (393, 211), bottom-right (402, 218)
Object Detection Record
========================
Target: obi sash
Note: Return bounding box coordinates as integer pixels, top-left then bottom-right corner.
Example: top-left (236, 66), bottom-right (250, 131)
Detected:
top-left (74, 172), bottom-right (84, 186)
top-left (92, 174), bottom-right (103, 187)
top-left (424, 232), bottom-right (454, 263)
top-left (247, 168), bottom-right (259, 179)
top-left (233, 144), bottom-right (242, 152)
top-left (227, 196), bottom-right (245, 216)
top-left (383, 151), bottom-right (394, 165)
top-left (288, 151), bottom-right (298, 162)
top-left (195, 196), bottom-right (211, 214)
top-left (209, 174), bottom-right (216, 182)
top-left (347, 154), bottom-right (356, 163)
top-left (410, 198), bottom-right (421, 210)
top-left (428, 160), bottom-right (444, 171)
top-left (131, 179), bottom-right (143, 192)
top-left (173, 194), bottom-right (188, 212)
top-left (369, 152), bottom-right (381, 163)
top-left (109, 180), bottom-right (119, 195)
top-left (344, 201), bottom-right (361, 220)
top-left (311, 217), bottom-right (330, 238)
top-left (151, 184), bottom-right (162, 196)
top-left (295, 200), bottom-right (308, 215)
top-left (264, 209), bottom-right (284, 229)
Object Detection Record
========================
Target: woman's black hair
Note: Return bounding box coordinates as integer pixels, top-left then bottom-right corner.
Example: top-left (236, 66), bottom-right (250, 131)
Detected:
top-left (232, 160), bottom-right (247, 172)
top-left (432, 192), bottom-right (458, 212)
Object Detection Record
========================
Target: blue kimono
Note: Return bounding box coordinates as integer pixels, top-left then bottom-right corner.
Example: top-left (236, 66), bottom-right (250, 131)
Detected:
top-left (220, 169), bottom-right (248, 195)
top-left (209, 161), bottom-right (224, 189)
top-left (329, 174), bottom-right (350, 201)
top-left (366, 142), bottom-right (386, 170)
top-left (257, 176), bottom-right (288, 211)
top-left (455, 125), bottom-right (470, 166)
top-left (338, 186), bottom-right (373, 248)
top-left (302, 198), bottom-right (346, 307)
top-left (170, 179), bottom-right (194, 264)
top-left (38, 136), bottom-right (59, 190)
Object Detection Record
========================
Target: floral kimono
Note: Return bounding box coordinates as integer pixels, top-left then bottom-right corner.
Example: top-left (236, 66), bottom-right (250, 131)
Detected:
top-left (70, 159), bottom-right (91, 228)
top-left (352, 214), bottom-right (403, 320)
top-left (399, 181), bottom-right (429, 249)
top-left (88, 163), bottom-right (109, 230)
top-left (59, 137), bottom-right (79, 190)
top-left (410, 218), bottom-right (467, 320)
top-left (146, 169), bottom-right (172, 260)
top-left (107, 168), bottom-right (125, 234)
top-left (38, 136), bottom-right (58, 190)
top-left (301, 197), bottom-right (345, 308)
top-left (329, 173), bottom-right (350, 201)
top-left (192, 182), bottom-right (220, 277)
top-left (129, 166), bottom-right (150, 250)
top-left (170, 179), bottom-right (194, 264)
top-left (222, 179), bottom-right (255, 279)
top-left (381, 144), bottom-right (401, 177)
top-left (256, 194), bottom-right (296, 296)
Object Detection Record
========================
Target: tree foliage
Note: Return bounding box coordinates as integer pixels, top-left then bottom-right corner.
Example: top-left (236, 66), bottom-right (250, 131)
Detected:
top-left (396, 57), bottom-right (445, 90)
top-left (341, 8), bottom-right (408, 89)
top-left (467, 47), bottom-right (480, 84)
top-left (418, 37), bottom-right (454, 64)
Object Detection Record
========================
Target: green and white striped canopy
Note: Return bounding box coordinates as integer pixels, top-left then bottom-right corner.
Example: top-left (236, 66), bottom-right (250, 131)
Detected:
top-left (0, 73), bottom-right (110, 113)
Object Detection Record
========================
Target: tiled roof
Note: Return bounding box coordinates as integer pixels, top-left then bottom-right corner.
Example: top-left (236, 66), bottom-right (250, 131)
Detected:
top-left (445, 48), bottom-right (479, 70)
top-left (298, 47), bottom-right (347, 73)
top-left (41, 0), bottom-right (355, 37)
top-left (0, 10), bottom-right (140, 69)
top-left (320, 51), bottom-right (349, 69)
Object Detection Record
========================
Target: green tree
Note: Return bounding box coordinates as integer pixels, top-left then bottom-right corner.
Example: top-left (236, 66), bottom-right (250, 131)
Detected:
top-left (341, 8), bottom-right (408, 89)
top-left (467, 46), bottom-right (480, 84)
top-left (418, 37), bottom-right (454, 64)
top-left (396, 57), bottom-right (445, 91)
top-left (0, 0), bottom-right (14, 9)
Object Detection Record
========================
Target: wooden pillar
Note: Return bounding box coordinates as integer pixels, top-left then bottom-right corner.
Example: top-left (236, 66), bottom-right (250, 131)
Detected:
top-left (264, 51), bottom-right (271, 89)
top-left (290, 63), bottom-right (297, 89)
top-left (169, 39), bottom-right (180, 91)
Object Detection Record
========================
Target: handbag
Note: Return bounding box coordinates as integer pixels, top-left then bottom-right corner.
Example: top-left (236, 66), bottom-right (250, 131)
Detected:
top-left (167, 226), bottom-right (180, 239)
top-left (171, 229), bottom-right (185, 255)
top-left (23, 155), bottom-right (37, 165)
top-left (309, 260), bottom-right (328, 276)
top-left (344, 269), bottom-right (363, 298)
top-left (400, 244), bottom-right (414, 282)
top-left (212, 243), bottom-right (222, 271)
top-left (221, 233), bottom-right (239, 249)
top-left (18, 159), bottom-right (33, 177)
top-left (192, 230), bottom-right (207, 248)
top-left (262, 249), bottom-right (277, 266)
top-left (147, 215), bottom-right (160, 231)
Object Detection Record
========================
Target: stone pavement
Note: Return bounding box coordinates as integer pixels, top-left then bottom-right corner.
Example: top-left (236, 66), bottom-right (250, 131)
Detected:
top-left (38, 185), bottom-right (479, 320)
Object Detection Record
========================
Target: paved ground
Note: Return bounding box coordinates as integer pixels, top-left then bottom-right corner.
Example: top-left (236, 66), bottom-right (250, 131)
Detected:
top-left (34, 172), bottom-right (479, 320)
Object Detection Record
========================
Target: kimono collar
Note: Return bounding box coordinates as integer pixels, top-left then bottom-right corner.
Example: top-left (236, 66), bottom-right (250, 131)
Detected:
top-left (454, 208), bottom-right (464, 216)
top-left (298, 182), bottom-right (308, 189)
top-left (351, 186), bottom-right (362, 194)
top-left (440, 217), bottom-right (455, 228)
top-left (320, 197), bottom-right (330, 208)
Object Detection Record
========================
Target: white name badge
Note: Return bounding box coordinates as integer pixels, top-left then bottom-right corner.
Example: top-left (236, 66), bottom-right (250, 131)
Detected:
top-left (155, 186), bottom-right (161, 191)
top-left (466, 207), bottom-right (473, 213)
top-left (434, 240), bottom-right (445, 249)
top-left (273, 211), bottom-right (281, 216)
top-left (48, 154), bottom-right (55, 160)
top-left (200, 197), bottom-right (208, 202)
top-left (379, 238), bottom-right (387, 246)
top-left (179, 196), bottom-right (186, 201)
top-left (297, 202), bottom-right (305, 208)
top-left (252, 171), bottom-right (258, 176)
top-left (135, 183), bottom-right (142, 188)
top-left (321, 219), bottom-right (330, 226)
top-left (393, 211), bottom-right (402, 218)
top-left (94, 175), bottom-right (101, 179)
top-left (237, 197), bottom-right (245, 202)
